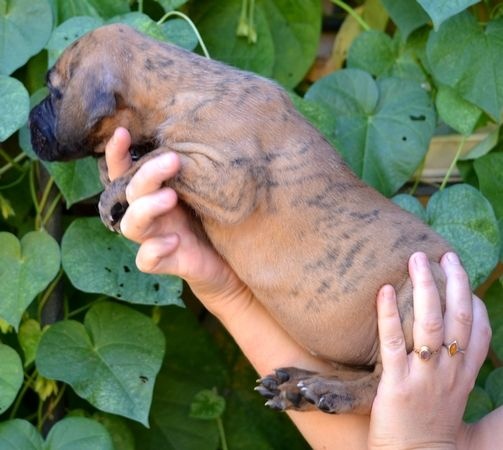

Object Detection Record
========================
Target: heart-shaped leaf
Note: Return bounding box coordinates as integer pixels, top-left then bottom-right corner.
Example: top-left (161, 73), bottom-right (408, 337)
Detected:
top-left (0, 419), bottom-right (43, 449)
top-left (485, 278), bottom-right (503, 360)
top-left (46, 417), bottom-right (114, 450)
top-left (0, 344), bottom-right (23, 414)
top-left (190, 0), bottom-right (321, 88)
top-left (53, 0), bottom-right (130, 23)
top-left (46, 16), bottom-right (104, 67)
top-left (417, 0), bottom-right (479, 30)
top-left (0, 417), bottom-right (114, 450)
top-left (43, 159), bottom-right (103, 207)
top-left (18, 319), bottom-right (42, 367)
top-left (62, 218), bottom-right (183, 305)
top-left (190, 389), bottom-right (226, 420)
top-left (427, 184), bottom-right (500, 287)
top-left (427, 12), bottom-right (503, 120)
top-left (435, 85), bottom-right (482, 136)
top-left (0, 76), bottom-right (30, 142)
top-left (391, 185), bottom-right (500, 287)
top-left (485, 368), bottom-right (503, 408)
top-left (380, 0), bottom-right (430, 40)
top-left (0, 0), bottom-right (53, 75)
top-left (464, 386), bottom-right (494, 423)
top-left (107, 12), bottom-right (168, 41)
top-left (305, 69), bottom-right (435, 196)
top-left (36, 302), bottom-right (165, 425)
top-left (0, 231), bottom-right (60, 329)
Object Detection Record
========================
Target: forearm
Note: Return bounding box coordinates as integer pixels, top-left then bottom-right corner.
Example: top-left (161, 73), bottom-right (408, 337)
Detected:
top-left (199, 285), bottom-right (369, 449)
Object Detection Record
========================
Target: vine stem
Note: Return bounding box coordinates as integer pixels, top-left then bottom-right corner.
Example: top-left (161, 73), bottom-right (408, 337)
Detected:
top-left (440, 135), bottom-right (467, 190)
top-left (37, 270), bottom-right (64, 321)
top-left (331, 0), bottom-right (371, 31)
top-left (157, 11), bottom-right (211, 58)
top-left (0, 152), bottom-right (27, 176)
top-left (9, 370), bottom-right (38, 420)
top-left (138, 0), bottom-right (143, 13)
top-left (216, 416), bottom-right (228, 450)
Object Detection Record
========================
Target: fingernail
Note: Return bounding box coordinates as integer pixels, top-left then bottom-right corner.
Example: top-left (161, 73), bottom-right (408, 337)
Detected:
top-left (445, 252), bottom-right (460, 264)
top-left (413, 252), bottom-right (428, 268)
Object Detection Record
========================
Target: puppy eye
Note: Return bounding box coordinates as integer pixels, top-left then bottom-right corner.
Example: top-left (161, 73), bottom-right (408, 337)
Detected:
top-left (51, 88), bottom-right (63, 100)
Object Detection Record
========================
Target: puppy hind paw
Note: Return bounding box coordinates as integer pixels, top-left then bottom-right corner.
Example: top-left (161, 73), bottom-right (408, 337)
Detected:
top-left (255, 367), bottom-right (316, 412)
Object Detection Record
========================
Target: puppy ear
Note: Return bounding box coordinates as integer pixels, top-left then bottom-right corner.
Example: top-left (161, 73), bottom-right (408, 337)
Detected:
top-left (82, 70), bottom-right (119, 129)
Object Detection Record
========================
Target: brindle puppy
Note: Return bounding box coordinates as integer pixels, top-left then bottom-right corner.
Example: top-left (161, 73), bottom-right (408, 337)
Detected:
top-left (29, 24), bottom-right (451, 414)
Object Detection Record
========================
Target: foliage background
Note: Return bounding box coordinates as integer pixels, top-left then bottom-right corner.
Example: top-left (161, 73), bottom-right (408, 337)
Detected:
top-left (0, 0), bottom-right (502, 448)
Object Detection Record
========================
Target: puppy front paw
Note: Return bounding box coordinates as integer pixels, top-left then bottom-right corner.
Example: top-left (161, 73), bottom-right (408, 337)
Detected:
top-left (98, 177), bottom-right (130, 232)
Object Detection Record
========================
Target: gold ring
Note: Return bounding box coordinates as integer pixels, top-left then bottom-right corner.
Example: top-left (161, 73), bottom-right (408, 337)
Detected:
top-left (414, 345), bottom-right (439, 361)
top-left (444, 340), bottom-right (465, 357)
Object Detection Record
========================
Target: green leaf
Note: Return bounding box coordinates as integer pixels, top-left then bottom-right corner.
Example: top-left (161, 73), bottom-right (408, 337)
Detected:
top-left (0, 76), bottom-right (30, 141)
top-left (417, 0), bottom-right (480, 30)
top-left (45, 417), bottom-right (114, 450)
top-left (0, 344), bottom-right (23, 414)
top-left (436, 85), bottom-right (482, 136)
top-left (46, 16), bottom-right (105, 67)
top-left (107, 12), bottom-right (167, 41)
top-left (0, 417), bottom-right (113, 450)
top-left (53, 0), bottom-right (130, 23)
top-left (463, 386), bottom-right (494, 423)
top-left (392, 193), bottom-right (428, 222)
top-left (347, 30), bottom-right (396, 78)
top-left (61, 217), bottom-right (183, 306)
top-left (289, 94), bottom-right (337, 147)
top-left (473, 152), bottom-right (503, 220)
top-left (0, 419), bottom-right (43, 450)
top-left (161, 18), bottom-right (198, 51)
top-left (156, 0), bottom-right (188, 12)
top-left (0, 0), bottom-right (52, 75)
top-left (459, 127), bottom-right (500, 161)
top-left (0, 231), bottom-right (61, 329)
top-left (190, 389), bottom-right (226, 420)
top-left (426, 184), bottom-right (500, 287)
top-left (347, 30), bottom-right (427, 82)
top-left (485, 367), bottom-right (503, 408)
top-left (485, 278), bottom-right (503, 359)
top-left (18, 319), bottom-right (42, 367)
top-left (305, 69), bottom-right (435, 196)
top-left (380, 0), bottom-right (430, 40)
top-left (36, 302), bottom-right (165, 426)
top-left (93, 413), bottom-right (135, 450)
top-left (191, 0), bottom-right (321, 88)
top-left (43, 158), bottom-right (103, 207)
top-left (427, 13), bottom-right (503, 120)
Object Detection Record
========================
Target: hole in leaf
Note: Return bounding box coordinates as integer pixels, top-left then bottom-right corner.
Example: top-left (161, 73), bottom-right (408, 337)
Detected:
top-left (105, 267), bottom-right (112, 272)
top-left (139, 375), bottom-right (149, 383)
top-left (153, 283), bottom-right (160, 292)
top-left (409, 114), bottom-right (426, 121)
top-left (123, 266), bottom-right (130, 273)
top-left (402, 136), bottom-right (407, 141)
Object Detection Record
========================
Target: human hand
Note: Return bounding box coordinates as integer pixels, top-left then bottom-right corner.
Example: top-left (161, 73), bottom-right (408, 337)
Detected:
top-left (104, 127), bottom-right (250, 314)
top-left (369, 252), bottom-right (492, 450)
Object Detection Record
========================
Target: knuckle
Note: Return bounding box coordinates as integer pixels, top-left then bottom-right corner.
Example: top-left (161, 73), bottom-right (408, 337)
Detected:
top-left (420, 315), bottom-right (444, 334)
top-left (454, 308), bottom-right (473, 327)
top-left (383, 335), bottom-right (405, 351)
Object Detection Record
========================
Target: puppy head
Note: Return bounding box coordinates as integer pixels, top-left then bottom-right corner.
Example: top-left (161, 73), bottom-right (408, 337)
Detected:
top-left (29, 24), bottom-right (151, 162)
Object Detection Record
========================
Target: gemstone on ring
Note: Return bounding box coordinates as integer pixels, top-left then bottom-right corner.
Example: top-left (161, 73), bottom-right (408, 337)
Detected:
top-left (444, 340), bottom-right (465, 357)
top-left (414, 345), bottom-right (437, 361)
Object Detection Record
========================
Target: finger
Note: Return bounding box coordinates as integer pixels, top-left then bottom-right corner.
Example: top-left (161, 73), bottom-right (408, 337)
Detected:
top-left (376, 285), bottom-right (409, 381)
top-left (463, 296), bottom-right (492, 377)
top-left (135, 235), bottom-right (181, 275)
top-left (105, 127), bottom-right (132, 180)
top-left (125, 152), bottom-right (181, 203)
top-left (441, 252), bottom-right (473, 355)
top-left (121, 188), bottom-right (178, 243)
top-left (410, 252), bottom-right (444, 358)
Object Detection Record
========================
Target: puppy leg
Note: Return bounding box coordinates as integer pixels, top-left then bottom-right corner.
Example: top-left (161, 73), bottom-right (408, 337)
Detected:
top-left (257, 364), bottom-right (381, 414)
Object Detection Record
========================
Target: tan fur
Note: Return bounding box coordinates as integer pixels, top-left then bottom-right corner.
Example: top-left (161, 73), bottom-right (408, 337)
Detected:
top-left (30, 24), bottom-right (451, 414)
